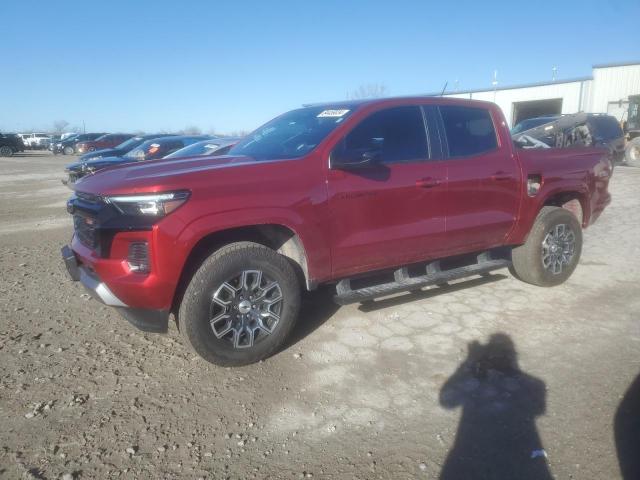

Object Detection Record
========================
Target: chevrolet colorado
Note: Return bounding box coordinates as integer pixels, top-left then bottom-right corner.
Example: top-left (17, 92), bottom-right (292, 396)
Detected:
top-left (61, 97), bottom-right (612, 366)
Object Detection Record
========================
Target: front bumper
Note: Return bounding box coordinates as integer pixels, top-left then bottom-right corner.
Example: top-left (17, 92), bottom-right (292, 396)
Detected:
top-left (61, 245), bottom-right (169, 333)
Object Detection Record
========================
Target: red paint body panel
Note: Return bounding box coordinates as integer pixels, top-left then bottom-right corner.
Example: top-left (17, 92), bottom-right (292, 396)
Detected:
top-left (70, 97), bottom-right (612, 311)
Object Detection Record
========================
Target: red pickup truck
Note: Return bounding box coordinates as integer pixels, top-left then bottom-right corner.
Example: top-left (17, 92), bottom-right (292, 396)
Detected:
top-left (61, 97), bottom-right (612, 366)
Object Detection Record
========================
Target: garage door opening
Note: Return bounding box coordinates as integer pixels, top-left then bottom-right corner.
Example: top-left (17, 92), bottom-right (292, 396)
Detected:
top-left (512, 98), bottom-right (563, 126)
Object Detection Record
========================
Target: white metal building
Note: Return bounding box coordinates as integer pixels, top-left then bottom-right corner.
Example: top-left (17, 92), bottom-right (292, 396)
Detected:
top-left (443, 61), bottom-right (640, 127)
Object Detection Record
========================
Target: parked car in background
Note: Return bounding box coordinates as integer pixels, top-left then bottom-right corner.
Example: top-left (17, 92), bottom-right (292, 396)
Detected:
top-left (0, 133), bottom-right (26, 156)
top-left (75, 133), bottom-right (135, 155)
top-left (78, 134), bottom-right (177, 162)
top-left (51, 134), bottom-right (79, 153)
top-left (54, 133), bottom-right (106, 155)
top-left (63, 135), bottom-right (209, 184)
top-left (163, 137), bottom-right (241, 159)
top-left (512, 113), bottom-right (625, 162)
top-left (62, 97), bottom-right (612, 366)
top-left (20, 133), bottom-right (52, 150)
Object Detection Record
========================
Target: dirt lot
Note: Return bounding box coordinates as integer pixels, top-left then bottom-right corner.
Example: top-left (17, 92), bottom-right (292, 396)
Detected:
top-left (1, 151), bottom-right (639, 479)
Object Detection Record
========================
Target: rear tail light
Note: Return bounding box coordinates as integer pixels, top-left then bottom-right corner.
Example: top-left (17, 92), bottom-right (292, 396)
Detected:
top-left (127, 242), bottom-right (150, 273)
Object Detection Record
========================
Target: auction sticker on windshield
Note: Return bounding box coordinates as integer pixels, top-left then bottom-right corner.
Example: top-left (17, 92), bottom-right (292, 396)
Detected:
top-left (317, 109), bottom-right (350, 118)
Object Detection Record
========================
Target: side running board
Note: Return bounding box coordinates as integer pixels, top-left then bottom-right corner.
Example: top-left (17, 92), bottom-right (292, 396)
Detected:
top-left (334, 253), bottom-right (511, 305)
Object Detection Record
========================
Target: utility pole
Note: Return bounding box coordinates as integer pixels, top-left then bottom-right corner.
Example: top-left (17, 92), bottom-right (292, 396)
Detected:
top-left (552, 66), bottom-right (558, 81)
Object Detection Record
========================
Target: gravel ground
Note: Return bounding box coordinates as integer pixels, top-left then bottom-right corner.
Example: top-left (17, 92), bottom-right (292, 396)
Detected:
top-left (1, 152), bottom-right (639, 479)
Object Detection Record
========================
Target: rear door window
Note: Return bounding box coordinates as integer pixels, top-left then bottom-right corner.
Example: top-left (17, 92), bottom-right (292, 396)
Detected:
top-left (343, 106), bottom-right (428, 163)
top-left (439, 105), bottom-right (497, 157)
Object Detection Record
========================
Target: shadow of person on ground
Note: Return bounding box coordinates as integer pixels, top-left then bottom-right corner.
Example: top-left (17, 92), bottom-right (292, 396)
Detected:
top-left (439, 333), bottom-right (552, 480)
top-left (615, 373), bottom-right (640, 479)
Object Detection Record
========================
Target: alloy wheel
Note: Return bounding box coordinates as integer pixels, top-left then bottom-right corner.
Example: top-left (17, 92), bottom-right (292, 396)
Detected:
top-left (541, 223), bottom-right (576, 274)
top-left (209, 270), bottom-right (283, 348)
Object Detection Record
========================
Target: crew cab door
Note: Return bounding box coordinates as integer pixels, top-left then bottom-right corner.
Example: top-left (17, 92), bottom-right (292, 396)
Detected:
top-left (437, 104), bottom-right (521, 252)
top-left (327, 105), bottom-right (447, 278)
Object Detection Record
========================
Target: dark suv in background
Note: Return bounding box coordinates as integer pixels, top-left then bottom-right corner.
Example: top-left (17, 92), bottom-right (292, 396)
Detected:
top-left (512, 113), bottom-right (625, 161)
top-left (54, 133), bottom-right (106, 155)
top-left (75, 134), bottom-right (134, 155)
top-left (0, 133), bottom-right (26, 156)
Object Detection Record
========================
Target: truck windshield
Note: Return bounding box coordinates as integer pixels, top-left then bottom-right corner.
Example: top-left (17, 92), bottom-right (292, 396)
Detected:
top-left (228, 106), bottom-right (355, 160)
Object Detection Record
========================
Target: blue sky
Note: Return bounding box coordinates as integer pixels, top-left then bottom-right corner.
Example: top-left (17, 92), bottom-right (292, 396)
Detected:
top-left (2, 0), bottom-right (639, 134)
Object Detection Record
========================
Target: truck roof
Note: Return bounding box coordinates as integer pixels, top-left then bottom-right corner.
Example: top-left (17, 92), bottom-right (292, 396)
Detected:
top-left (302, 96), bottom-right (497, 110)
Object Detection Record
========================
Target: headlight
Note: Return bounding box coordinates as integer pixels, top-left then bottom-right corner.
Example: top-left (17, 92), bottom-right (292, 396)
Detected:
top-left (104, 191), bottom-right (190, 216)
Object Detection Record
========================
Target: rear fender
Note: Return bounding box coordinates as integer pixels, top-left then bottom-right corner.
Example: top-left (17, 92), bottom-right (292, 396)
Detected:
top-left (507, 182), bottom-right (590, 245)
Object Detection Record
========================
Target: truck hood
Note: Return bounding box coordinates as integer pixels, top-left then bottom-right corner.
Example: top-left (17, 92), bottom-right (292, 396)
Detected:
top-left (74, 155), bottom-right (254, 195)
top-left (66, 156), bottom-right (130, 173)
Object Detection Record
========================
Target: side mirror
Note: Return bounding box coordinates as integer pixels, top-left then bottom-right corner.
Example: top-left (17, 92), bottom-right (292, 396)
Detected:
top-left (331, 147), bottom-right (382, 170)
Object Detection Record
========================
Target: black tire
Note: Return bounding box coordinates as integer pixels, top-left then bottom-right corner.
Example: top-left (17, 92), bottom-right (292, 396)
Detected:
top-left (0, 146), bottom-right (13, 157)
top-left (625, 137), bottom-right (640, 167)
top-left (179, 241), bottom-right (301, 366)
top-left (510, 206), bottom-right (582, 287)
top-left (63, 146), bottom-right (74, 155)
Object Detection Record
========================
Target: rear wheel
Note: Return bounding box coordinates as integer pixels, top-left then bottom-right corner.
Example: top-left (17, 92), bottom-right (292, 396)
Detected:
top-left (179, 242), bottom-right (301, 366)
top-left (0, 146), bottom-right (13, 157)
top-left (63, 146), bottom-right (74, 155)
top-left (510, 206), bottom-right (582, 286)
top-left (625, 137), bottom-right (640, 167)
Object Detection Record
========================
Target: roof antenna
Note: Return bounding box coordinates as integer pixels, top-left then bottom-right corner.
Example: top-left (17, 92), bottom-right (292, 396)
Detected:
top-left (492, 70), bottom-right (498, 102)
top-left (440, 81), bottom-right (448, 96)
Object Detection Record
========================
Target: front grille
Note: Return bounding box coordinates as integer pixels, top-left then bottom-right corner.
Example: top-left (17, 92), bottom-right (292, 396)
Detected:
top-left (74, 214), bottom-right (97, 248)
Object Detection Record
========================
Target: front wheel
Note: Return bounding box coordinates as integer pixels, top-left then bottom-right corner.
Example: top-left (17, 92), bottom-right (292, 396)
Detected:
top-left (510, 206), bottom-right (582, 287)
top-left (179, 242), bottom-right (301, 366)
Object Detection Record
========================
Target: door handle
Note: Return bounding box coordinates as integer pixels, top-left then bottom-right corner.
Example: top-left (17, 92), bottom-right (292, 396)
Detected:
top-left (416, 178), bottom-right (442, 188)
top-left (491, 171), bottom-right (511, 181)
